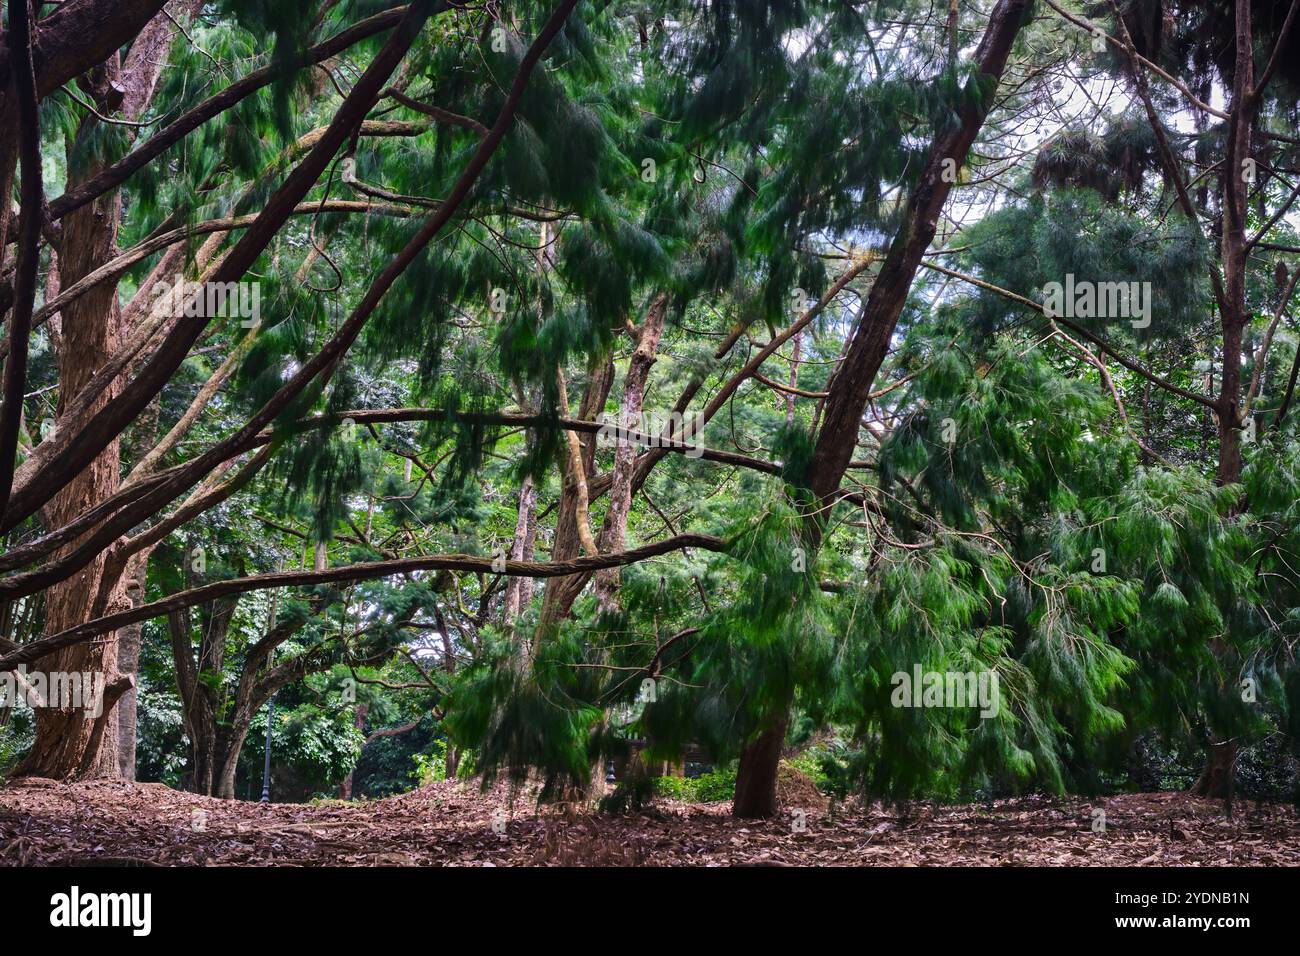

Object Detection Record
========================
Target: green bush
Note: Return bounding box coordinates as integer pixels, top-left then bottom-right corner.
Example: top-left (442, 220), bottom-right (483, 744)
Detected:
top-left (652, 775), bottom-right (692, 801)
top-left (787, 750), bottom-right (832, 791)
top-left (412, 740), bottom-right (448, 785)
top-left (0, 716), bottom-right (32, 775)
top-left (654, 767), bottom-right (736, 803)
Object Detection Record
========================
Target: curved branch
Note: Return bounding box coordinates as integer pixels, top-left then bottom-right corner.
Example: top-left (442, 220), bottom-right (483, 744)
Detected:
top-left (0, 533), bottom-right (729, 673)
top-left (384, 87), bottom-right (488, 137)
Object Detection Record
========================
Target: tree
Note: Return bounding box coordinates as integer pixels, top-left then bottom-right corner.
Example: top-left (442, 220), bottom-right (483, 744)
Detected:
top-left (2, 0), bottom-right (1298, 821)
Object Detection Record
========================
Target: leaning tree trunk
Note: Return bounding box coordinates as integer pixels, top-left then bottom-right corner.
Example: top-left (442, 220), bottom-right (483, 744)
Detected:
top-left (731, 0), bottom-right (1031, 816)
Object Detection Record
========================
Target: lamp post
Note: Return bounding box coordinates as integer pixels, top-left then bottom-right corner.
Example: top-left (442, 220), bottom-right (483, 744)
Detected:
top-left (258, 585), bottom-right (280, 803)
top-left (260, 692), bottom-right (275, 802)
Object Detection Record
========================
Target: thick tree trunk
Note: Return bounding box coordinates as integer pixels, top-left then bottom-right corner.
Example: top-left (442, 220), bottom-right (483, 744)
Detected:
top-left (191, 718), bottom-right (218, 796)
top-left (177, 718), bottom-right (253, 799)
top-left (193, 683), bottom-right (273, 800)
top-left (732, 711), bottom-right (788, 818)
top-left (214, 724), bottom-right (253, 800)
top-left (168, 588), bottom-right (238, 795)
top-left (17, 6), bottom-right (194, 781)
top-left (1191, 738), bottom-right (1237, 799)
top-left (20, 106), bottom-right (128, 779)
top-left (177, 687), bottom-right (259, 799)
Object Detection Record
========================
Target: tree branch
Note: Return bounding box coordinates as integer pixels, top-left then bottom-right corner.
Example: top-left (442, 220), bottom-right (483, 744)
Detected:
top-left (0, 0), bottom-right (42, 516)
top-left (0, 533), bottom-right (729, 673)
top-left (0, 1), bottom-right (439, 532)
top-left (39, 5), bottom-right (415, 223)
top-left (918, 258), bottom-right (1219, 410)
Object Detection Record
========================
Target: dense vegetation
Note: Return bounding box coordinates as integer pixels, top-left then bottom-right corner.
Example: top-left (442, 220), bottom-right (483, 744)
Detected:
top-left (0, 0), bottom-right (1298, 819)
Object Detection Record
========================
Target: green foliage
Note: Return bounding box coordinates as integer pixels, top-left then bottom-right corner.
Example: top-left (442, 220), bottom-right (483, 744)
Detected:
top-left (654, 767), bottom-right (737, 803)
top-left (17, 0), bottom-right (1300, 812)
top-left (0, 717), bottom-right (34, 777)
top-left (411, 738), bottom-right (448, 786)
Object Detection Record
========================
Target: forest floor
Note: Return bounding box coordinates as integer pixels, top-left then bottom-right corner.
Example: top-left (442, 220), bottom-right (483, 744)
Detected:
top-left (1, 775), bottom-right (1298, 866)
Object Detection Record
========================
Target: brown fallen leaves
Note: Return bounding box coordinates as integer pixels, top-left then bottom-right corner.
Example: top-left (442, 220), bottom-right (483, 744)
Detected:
top-left (0, 779), bottom-right (1296, 867)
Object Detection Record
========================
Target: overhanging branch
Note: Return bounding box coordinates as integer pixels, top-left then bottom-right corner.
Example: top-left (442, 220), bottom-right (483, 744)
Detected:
top-left (0, 533), bottom-right (729, 673)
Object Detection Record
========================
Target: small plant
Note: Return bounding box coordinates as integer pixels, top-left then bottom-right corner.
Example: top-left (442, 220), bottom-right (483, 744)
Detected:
top-left (787, 749), bottom-right (833, 791)
top-left (412, 740), bottom-right (448, 785)
top-left (0, 718), bottom-right (33, 776)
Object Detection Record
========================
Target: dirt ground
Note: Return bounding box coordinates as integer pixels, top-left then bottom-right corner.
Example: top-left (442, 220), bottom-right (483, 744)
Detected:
top-left (1, 777), bottom-right (1297, 866)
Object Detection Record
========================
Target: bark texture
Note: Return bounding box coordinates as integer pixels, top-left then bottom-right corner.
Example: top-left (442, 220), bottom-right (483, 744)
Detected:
top-left (539, 358), bottom-right (615, 626)
top-left (17, 6), bottom-right (193, 780)
top-left (594, 294), bottom-right (668, 612)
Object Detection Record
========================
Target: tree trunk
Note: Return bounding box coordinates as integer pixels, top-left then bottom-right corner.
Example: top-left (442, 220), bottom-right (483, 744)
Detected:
top-left (594, 293), bottom-right (667, 611)
top-left (539, 358), bottom-right (615, 626)
top-left (339, 702), bottom-right (369, 799)
top-left (115, 552), bottom-right (148, 780)
top-left (20, 90), bottom-right (128, 778)
top-left (586, 295), bottom-right (668, 799)
top-left (189, 723), bottom-right (217, 795)
top-left (168, 588), bottom-right (238, 795)
top-left (732, 0), bottom-right (1030, 816)
top-left (17, 6), bottom-right (195, 781)
top-left (732, 711), bottom-right (788, 818)
top-left (502, 475), bottom-right (538, 622)
top-left (1191, 739), bottom-right (1236, 799)
top-left (1195, 0), bottom-right (1253, 802)
top-left (213, 723), bottom-right (253, 800)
